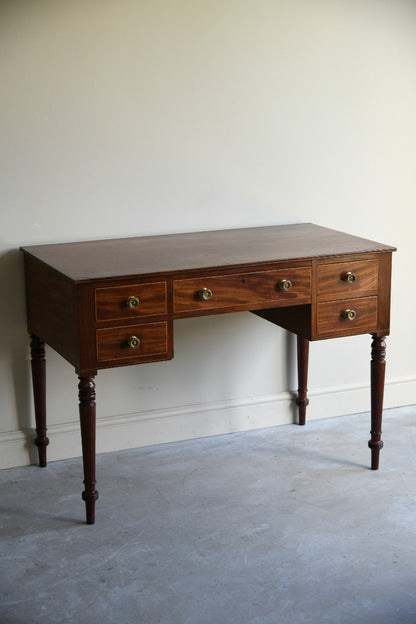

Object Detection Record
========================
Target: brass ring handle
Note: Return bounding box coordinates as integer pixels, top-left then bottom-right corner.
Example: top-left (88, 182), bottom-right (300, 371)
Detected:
top-left (343, 271), bottom-right (357, 283)
top-left (126, 295), bottom-right (140, 309)
top-left (342, 309), bottom-right (357, 321)
top-left (278, 279), bottom-right (292, 292)
top-left (127, 335), bottom-right (141, 348)
top-left (198, 287), bottom-right (213, 301)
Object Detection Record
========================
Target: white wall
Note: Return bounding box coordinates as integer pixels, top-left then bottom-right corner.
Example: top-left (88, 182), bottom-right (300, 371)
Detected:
top-left (1, 0), bottom-right (415, 468)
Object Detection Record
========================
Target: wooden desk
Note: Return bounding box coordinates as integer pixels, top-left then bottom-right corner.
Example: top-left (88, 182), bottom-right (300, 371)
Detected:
top-left (21, 223), bottom-right (395, 524)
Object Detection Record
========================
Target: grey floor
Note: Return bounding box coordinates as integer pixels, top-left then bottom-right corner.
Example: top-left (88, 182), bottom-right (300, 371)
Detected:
top-left (1, 406), bottom-right (416, 624)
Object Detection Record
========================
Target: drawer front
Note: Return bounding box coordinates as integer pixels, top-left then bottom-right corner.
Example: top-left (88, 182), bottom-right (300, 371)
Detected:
top-left (316, 296), bottom-right (378, 338)
top-left (96, 321), bottom-right (169, 362)
top-left (173, 268), bottom-right (311, 314)
top-left (95, 282), bottom-right (167, 321)
top-left (318, 260), bottom-right (378, 299)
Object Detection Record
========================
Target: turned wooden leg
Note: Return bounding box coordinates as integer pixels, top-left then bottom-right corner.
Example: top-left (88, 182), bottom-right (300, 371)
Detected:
top-left (78, 375), bottom-right (99, 524)
top-left (368, 335), bottom-right (386, 470)
top-left (30, 335), bottom-right (49, 467)
top-left (296, 335), bottom-right (309, 426)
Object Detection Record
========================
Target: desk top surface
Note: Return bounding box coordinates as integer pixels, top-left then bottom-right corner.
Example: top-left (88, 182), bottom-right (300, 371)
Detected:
top-left (21, 223), bottom-right (395, 282)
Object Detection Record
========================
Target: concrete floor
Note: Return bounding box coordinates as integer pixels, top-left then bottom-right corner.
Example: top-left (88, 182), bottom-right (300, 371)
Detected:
top-left (1, 406), bottom-right (416, 624)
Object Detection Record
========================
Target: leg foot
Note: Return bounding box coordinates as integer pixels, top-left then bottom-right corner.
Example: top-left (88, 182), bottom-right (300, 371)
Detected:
top-left (296, 335), bottom-right (309, 426)
top-left (78, 375), bottom-right (98, 524)
top-left (30, 335), bottom-right (49, 467)
top-left (368, 335), bottom-right (386, 470)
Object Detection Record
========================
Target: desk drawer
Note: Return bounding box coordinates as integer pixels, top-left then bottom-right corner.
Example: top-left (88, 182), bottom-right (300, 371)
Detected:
top-left (96, 321), bottom-right (169, 362)
top-left (318, 260), bottom-right (378, 299)
top-left (173, 268), bottom-right (311, 314)
top-left (95, 282), bottom-right (167, 321)
top-left (316, 296), bottom-right (377, 338)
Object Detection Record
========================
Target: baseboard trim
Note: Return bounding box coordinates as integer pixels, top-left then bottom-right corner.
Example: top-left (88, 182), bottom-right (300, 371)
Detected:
top-left (1, 375), bottom-right (415, 469)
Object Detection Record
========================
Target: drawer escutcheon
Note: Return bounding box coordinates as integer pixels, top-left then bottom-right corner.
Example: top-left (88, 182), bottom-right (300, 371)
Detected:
top-left (127, 335), bottom-right (141, 348)
top-left (343, 272), bottom-right (357, 283)
top-left (278, 279), bottom-right (292, 291)
top-left (126, 296), bottom-right (140, 309)
top-left (198, 288), bottom-right (213, 301)
top-left (342, 308), bottom-right (357, 321)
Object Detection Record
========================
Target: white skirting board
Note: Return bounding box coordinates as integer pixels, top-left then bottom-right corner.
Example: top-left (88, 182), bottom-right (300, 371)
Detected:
top-left (1, 375), bottom-right (415, 469)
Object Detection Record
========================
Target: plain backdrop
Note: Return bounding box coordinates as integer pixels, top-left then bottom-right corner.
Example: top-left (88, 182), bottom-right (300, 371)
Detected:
top-left (1, 0), bottom-right (415, 467)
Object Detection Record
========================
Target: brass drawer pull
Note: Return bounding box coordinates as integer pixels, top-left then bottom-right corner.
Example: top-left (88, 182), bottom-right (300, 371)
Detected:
top-left (198, 287), bottom-right (213, 301)
top-left (342, 309), bottom-right (357, 321)
top-left (343, 271), bottom-right (357, 283)
top-left (126, 295), bottom-right (140, 309)
top-left (278, 279), bottom-right (292, 291)
top-left (127, 335), bottom-right (141, 348)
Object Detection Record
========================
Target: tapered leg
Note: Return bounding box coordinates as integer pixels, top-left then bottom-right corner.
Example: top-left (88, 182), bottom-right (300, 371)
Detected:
top-left (30, 335), bottom-right (49, 467)
top-left (296, 335), bottom-right (309, 426)
top-left (78, 375), bottom-right (99, 524)
top-left (368, 335), bottom-right (386, 470)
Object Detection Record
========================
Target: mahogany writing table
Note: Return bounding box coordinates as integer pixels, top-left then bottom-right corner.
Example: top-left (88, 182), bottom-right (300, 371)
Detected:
top-left (21, 223), bottom-right (395, 524)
